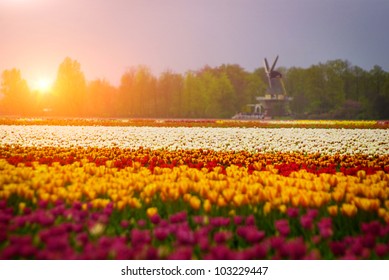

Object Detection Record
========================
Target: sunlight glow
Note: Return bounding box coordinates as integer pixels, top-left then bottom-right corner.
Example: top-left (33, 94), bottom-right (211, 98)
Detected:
top-left (32, 78), bottom-right (52, 93)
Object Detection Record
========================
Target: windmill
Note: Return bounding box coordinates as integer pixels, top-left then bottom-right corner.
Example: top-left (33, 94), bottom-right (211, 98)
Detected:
top-left (264, 55), bottom-right (287, 99)
top-left (232, 55), bottom-right (292, 119)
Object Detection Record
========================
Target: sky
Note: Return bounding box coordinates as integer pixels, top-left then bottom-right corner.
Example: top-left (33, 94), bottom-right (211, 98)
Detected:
top-left (1, 0), bottom-right (389, 88)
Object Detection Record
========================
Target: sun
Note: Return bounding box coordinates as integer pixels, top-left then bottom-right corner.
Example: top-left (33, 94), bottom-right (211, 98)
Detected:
top-left (33, 78), bottom-right (52, 93)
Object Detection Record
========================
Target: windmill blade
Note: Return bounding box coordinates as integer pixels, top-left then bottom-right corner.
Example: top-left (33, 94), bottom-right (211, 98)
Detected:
top-left (270, 55), bottom-right (279, 72)
top-left (264, 58), bottom-right (270, 73)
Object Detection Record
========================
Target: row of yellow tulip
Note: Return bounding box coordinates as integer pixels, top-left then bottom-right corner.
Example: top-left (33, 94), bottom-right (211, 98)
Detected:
top-left (1, 146), bottom-right (388, 222)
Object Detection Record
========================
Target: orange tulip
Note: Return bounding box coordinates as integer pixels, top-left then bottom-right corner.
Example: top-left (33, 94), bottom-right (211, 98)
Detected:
top-left (189, 196), bottom-right (201, 211)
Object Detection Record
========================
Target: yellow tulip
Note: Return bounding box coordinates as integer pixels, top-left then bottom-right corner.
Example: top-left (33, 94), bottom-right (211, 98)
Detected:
top-left (263, 202), bottom-right (272, 215)
top-left (233, 194), bottom-right (245, 207)
top-left (18, 202), bottom-right (26, 213)
top-left (341, 203), bottom-right (358, 217)
top-left (146, 207), bottom-right (158, 217)
top-left (189, 196), bottom-right (201, 211)
top-left (203, 199), bottom-right (211, 213)
top-left (327, 205), bottom-right (338, 216)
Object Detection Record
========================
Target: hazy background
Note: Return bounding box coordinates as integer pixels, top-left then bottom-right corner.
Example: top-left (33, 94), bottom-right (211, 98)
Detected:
top-left (1, 0), bottom-right (388, 86)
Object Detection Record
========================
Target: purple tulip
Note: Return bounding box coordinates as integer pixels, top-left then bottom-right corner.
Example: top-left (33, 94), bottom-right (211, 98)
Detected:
top-left (275, 219), bottom-right (290, 236)
top-left (76, 232), bottom-right (89, 247)
top-left (150, 214), bottom-right (161, 225)
top-left (192, 215), bottom-right (204, 225)
top-left (154, 227), bottom-right (169, 241)
top-left (194, 226), bottom-right (210, 240)
top-left (103, 206), bottom-right (113, 216)
top-left (340, 253), bottom-right (358, 260)
top-left (375, 243), bottom-right (388, 258)
top-left (37, 200), bottom-right (49, 209)
top-left (1, 245), bottom-right (18, 259)
top-left (361, 234), bottom-right (376, 249)
top-left (131, 229), bottom-right (151, 246)
top-left (300, 215), bottom-right (313, 230)
top-left (0, 231), bottom-right (7, 243)
top-left (23, 207), bottom-right (32, 215)
top-left (98, 236), bottom-right (113, 247)
top-left (0, 200), bottom-right (6, 209)
top-left (54, 200), bottom-right (64, 207)
top-left (236, 226), bottom-right (247, 239)
top-left (244, 227), bottom-right (265, 243)
top-left (72, 201), bottom-right (83, 210)
top-left (213, 231), bottom-right (232, 244)
top-left (233, 215), bottom-right (243, 225)
top-left (137, 219), bottom-right (147, 228)
top-left (304, 249), bottom-right (321, 260)
top-left (45, 235), bottom-right (70, 251)
top-left (245, 215), bottom-right (255, 226)
top-left (379, 224), bottom-right (389, 237)
top-left (120, 220), bottom-right (129, 228)
top-left (270, 236), bottom-right (285, 250)
top-left (19, 244), bottom-right (38, 258)
top-left (210, 217), bottom-right (230, 227)
top-left (208, 245), bottom-right (234, 260)
top-left (245, 243), bottom-right (268, 259)
top-left (306, 209), bottom-right (319, 219)
top-left (286, 207), bottom-right (299, 218)
top-left (361, 221), bottom-right (381, 236)
top-left (159, 219), bottom-right (169, 228)
top-left (330, 241), bottom-right (346, 256)
top-left (145, 246), bottom-right (158, 260)
top-left (198, 236), bottom-right (209, 251)
top-left (51, 204), bottom-right (66, 216)
top-left (0, 213), bottom-right (12, 225)
top-left (317, 217), bottom-right (333, 238)
top-left (176, 228), bottom-right (195, 245)
top-left (169, 211), bottom-right (187, 223)
top-left (37, 213), bottom-right (55, 227)
top-left (352, 244), bottom-right (364, 257)
top-left (279, 238), bottom-right (306, 259)
top-left (361, 248), bottom-right (371, 259)
top-left (168, 246), bottom-right (192, 260)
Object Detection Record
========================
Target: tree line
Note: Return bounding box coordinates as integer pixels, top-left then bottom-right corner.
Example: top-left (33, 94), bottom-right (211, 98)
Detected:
top-left (1, 57), bottom-right (389, 119)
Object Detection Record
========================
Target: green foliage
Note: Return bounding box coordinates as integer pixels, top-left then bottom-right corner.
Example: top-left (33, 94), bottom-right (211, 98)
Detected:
top-left (2, 58), bottom-right (389, 119)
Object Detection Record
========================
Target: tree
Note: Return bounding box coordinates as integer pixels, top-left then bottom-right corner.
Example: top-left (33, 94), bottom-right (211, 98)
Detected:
top-left (183, 71), bottom-right (204, 118)
top-left (86, 79), bottom-right (118, 117)
top-left (368, 65), bottom-right (389, 119)
top-left (285, 67), bottom-right (309, 116)
top-left (216, 65), bottom-right (241, 109)
top-left (0, 69), bottom-right (31, 115)
top-left (52, 57), bottom-right (86, 116)
top-left (157, 70), bottom-right (184, 117)
top-left (118, 66), bottom-right (156, 117)
top-left (215, 72), bottom-right (235, 118)
top-left (118, 68), bottom-right (136, 117)
top-left (134, 66), bottom-right (157, 117)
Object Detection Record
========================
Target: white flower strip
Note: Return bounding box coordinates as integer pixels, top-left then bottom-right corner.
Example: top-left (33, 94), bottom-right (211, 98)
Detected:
top-left (1, 125), bottom-right (388, 155)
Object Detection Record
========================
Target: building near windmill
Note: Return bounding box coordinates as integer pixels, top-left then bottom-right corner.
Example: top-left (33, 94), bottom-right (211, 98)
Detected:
top-left (233, 55), bottom-right (293, 119)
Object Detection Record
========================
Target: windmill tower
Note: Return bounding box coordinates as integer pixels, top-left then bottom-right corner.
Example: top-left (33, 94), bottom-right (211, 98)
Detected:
top-left (256, 55), bottom-right (292, 117)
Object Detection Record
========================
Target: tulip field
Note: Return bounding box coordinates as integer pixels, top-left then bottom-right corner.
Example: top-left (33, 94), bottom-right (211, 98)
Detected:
top-left (1, 119), bottom-right (389, 260)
